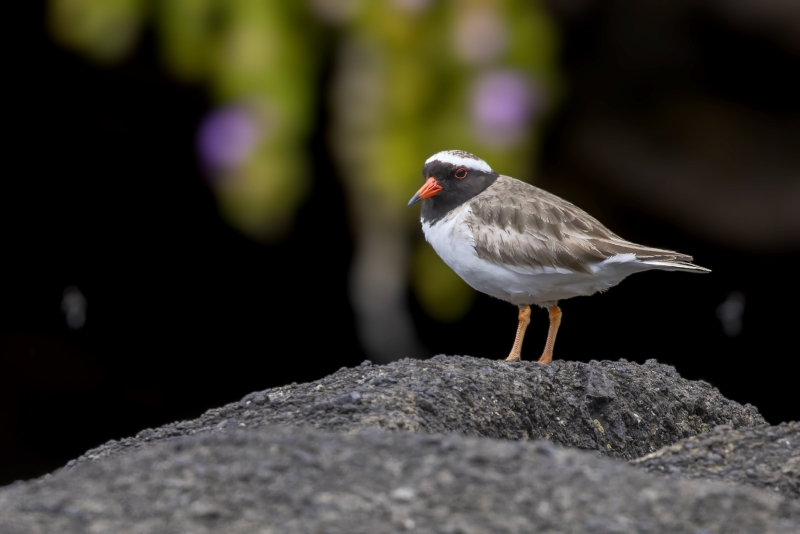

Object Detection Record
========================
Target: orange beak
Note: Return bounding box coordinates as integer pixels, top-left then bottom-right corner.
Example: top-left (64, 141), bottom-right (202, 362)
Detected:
top-left (407, 177), bottom-right (442, 206)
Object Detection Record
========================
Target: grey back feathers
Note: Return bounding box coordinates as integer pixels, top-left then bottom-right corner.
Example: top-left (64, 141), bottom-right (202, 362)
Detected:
top-left (467, 176), bottom-right (710, 275)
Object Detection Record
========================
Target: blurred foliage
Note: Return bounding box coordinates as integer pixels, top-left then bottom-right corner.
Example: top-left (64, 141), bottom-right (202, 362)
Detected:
top-left (49, 0), bottom-right (147, 63)
top-left (48, 0), bottom-right (559, 324)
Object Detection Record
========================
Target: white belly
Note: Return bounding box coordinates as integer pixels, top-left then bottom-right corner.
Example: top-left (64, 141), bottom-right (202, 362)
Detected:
top-left (421, 206), bottom-right (642, 307)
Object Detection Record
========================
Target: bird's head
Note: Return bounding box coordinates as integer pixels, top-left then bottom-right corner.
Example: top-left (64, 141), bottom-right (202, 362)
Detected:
top-left (408, 150), bottom-right (499, 221)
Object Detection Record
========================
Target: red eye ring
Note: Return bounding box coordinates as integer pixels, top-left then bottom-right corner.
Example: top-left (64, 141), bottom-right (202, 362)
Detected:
top-left (454, 168), bottom-right (468, 179)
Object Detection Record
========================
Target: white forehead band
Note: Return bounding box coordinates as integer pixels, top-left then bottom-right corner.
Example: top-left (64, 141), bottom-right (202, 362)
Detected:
top-left (425, 151), bottom-right (492, 173)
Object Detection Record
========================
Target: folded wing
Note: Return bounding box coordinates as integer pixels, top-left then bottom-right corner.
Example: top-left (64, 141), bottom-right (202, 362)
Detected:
top-left (467, 176), bottom-right (709, 275)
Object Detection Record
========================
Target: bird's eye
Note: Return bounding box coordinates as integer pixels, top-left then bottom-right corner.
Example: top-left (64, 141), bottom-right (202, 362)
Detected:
top-left (454, 168), bottom-right (468, 179)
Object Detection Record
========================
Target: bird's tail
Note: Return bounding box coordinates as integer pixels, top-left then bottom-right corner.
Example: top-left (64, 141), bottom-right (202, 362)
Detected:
top-left (639, 259), bottom-right (711, 273)
top-left (596, 237), bottom-right (711, 273)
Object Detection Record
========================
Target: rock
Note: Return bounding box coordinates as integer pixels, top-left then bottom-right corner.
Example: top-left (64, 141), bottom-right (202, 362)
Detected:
top-left (1, 427), bottom-right (797, 534)
top-left (632, 421), bottom-right (800, 498)
top-left (66, 356), bottom-right (765, 467)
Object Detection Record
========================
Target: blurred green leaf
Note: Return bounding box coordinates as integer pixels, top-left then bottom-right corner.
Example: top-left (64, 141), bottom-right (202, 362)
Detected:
top-left (49, 0), bottom-right (146, 64)
top-left (155, 0), bottom-right (218, 81)
top-left (216, 141), bottom-right (310, 242)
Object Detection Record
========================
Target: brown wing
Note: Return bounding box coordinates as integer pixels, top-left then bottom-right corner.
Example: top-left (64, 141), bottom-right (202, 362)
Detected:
top-left (466, 176), bottom-right (696, 274)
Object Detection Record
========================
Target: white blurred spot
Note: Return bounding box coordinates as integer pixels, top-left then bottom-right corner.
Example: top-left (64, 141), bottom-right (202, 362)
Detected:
top-left (62, 286), bottom-right (87, 330)
top-left (716, 291), bottom-right (745, 337)
top-left (391, 487), bottom-right (416, 501)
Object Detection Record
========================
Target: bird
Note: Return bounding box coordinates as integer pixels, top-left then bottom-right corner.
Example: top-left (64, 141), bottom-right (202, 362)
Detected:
top-left (408, 150), bottom-right (709, 364)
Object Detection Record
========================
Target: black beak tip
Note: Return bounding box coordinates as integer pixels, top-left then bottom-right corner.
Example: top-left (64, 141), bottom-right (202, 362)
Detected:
top-left (407, 193), bottom-right (421, 207)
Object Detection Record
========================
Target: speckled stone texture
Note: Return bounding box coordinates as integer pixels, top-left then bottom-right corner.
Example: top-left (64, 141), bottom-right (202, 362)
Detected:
top-left (2, 428), bottom-right (799, 534)
top-left (633, 421), bottom-right (800, 498)
top-left (69, 356), bottom-right (763, 466)
top-left (2, 356), bottom-right (794, 534)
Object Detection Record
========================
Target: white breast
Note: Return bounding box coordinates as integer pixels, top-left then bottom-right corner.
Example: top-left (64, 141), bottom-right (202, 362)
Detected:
top-left (422, 204), bottom-right (540, 305)
top-left (421, 204), bottom-right (481, 283)
top-left (422, 205), bottom-right (644, 307)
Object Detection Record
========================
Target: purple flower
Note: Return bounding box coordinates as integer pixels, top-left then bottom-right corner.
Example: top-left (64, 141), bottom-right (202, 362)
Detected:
top-left (196, 105), bottom-right (260, 173)
top-left (470, 70), bottom-right (543, 147)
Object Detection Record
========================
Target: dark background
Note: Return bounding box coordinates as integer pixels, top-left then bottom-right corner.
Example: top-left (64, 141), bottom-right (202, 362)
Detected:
top-left (3, 1), bottom-right (799, 485)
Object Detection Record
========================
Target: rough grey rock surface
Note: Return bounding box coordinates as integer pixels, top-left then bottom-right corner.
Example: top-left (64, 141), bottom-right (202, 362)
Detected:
top-left (633, 421), bottom-right (800, 499)
top-left (71, 356), bottom-right (764, 466)
top-left (2, 427), bottom-right (799, 534)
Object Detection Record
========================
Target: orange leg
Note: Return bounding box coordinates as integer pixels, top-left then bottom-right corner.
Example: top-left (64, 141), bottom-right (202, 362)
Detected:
top-left (537, 305), bottom-right (562, 364)
top-left (505, 306), bottom-right (531, 361)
